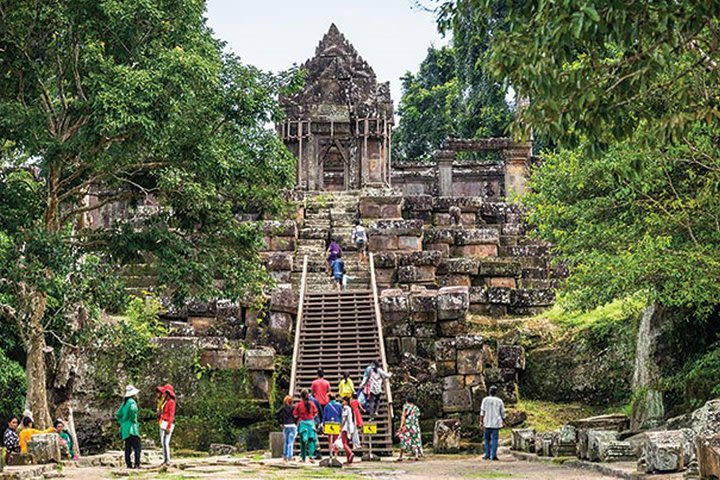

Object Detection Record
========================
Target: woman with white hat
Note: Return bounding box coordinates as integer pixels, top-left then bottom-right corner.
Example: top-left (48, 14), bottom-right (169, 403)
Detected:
top-left (115, 385), bottom-right (141, 469)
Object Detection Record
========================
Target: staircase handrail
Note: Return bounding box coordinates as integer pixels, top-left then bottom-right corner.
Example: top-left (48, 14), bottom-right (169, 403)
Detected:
top-left (289, 255), bottom-right (309, 396)
top-left (369, 252), bottom-right (394, 418)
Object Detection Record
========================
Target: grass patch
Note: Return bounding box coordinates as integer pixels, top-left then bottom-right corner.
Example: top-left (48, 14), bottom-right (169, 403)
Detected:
top-left (515, 400), bottom-right (605, 432)
top-left (539, 296), bottom-right (643, 332)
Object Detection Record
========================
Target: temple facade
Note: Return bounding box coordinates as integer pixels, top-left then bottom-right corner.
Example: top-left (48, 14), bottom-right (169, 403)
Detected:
top-left (278, 24), bottom-right (394, 191)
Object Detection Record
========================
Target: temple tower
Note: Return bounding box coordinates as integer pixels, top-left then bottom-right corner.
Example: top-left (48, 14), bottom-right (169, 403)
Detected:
top-left (278, 24), bottom-right (394, 191)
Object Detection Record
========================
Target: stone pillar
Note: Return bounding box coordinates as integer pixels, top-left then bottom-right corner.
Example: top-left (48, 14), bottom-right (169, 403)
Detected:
top-left (437, 150), bottom-right (455, 197)
top-left (503, 142), bottom-right (532, 200)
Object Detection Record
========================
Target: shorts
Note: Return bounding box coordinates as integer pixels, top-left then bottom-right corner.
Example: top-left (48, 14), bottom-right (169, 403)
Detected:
top-left (334, 275), bottom-right (343, 283)
top-left (355, 241), bottom-right (367, 252)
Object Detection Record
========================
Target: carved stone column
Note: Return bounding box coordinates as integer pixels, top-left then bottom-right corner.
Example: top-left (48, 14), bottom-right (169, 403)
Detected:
top-left (437, 150), bottom-right (455, 197)
top-left (504, 142), bottom-right (532, 199)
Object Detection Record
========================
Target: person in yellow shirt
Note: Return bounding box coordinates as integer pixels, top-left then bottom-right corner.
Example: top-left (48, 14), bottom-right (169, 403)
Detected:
top-left (19, 417), bottom-right (55, 453)
top-left (338, 371), bottom-right (354, 400)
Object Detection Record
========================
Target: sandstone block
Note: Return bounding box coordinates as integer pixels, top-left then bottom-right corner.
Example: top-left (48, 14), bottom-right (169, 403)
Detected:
top-left (598, 440), bottom-right (637, 462)
top-left (437, 286), bottom-right (470, 319)
top-left (270, 288), bottom-right (299, 314)
top-left (264, 252), bottom-right (293, 272)
top-left (400, 337), bottom-right (417, 355)
top-left (455, 335), bottom-right (484, 350)
top-left (244, 347), bottom-right (275, 370)
top-left (375, 268), bottom-right (396, 285)
top-left (439, 319), bottom-right (468, 336)
top-left (209, 443), bottom-right (238, 455)
top-left (641, 430), bottom-right (685, 473)
top-left (398, 250), bottom-right (443, 267)
top-left (443, 388), bottom-right (473, 413)
top-left (397, 265), bottom-right (436, 283)
top-left (587, 430), bottom-right (620, 461)
top-left (487, 287), bottom-right (511, 305)
top-left (426, 243), bottom-right (450, 256)
top-left (469, 286), bottom-right (488, 304)
top-left (433, 419), bottom-right (461, 453)
top-left (200, 348), bottom-right (244, 370)
top-left (535, 431), bottom-right (558, 457)
top-left (434, 196), bottom-right (485, 212)
top-left (457, 349), bottom-right (484, 375)
top-left (373, 251), bottom-right (398, 268)
top-left (398, 235), bottom-right (422, 252)
top-left (268, 311), bottom-right (293, 331)
top-left (269, 236), bottom-right (295, 252)
top-left (569, 414), bottom-right (630, 432)
top-left (697, 434), bottom-right (720, 479)
top-left (402, 195), bottom-right (434, 213)
top-left (409, 290), bottom-right (438, 312)
top-left (454, 244), bottom-right (498, 258)
top-left (250, 370), bottom-right (271, 400)
top-left (27, 434), bottom-right (61, 464)
top-left (455, 228), bottom-right (500, 245)
top-left (414, 322), bottom-right (437, 338)
top-left (261, 220), bottom-right (297, 237)
top-left (551, 425), bottom-right (577, 457)
top-left (486, 277), bottom-right (517, 288)
top-left (369, 219), bottom-right (424, 236)
top-left (511, 288), bottom-right (556, 307)
top-left (423, 228), bottom-right (455, 245)
top-left (368, 234), bottom-right (398, 251)
top-left (439, 258), bottom-right (480, 276)
top-left (465, 374), bottom-right (485, 388)
top-left (478, 260), bottom-right (522, 277)
top-left (505, 409), bottom-right (528, 428)
top-left (440, 275), bottom-right (471, 288)
top-left (512, 428), bottom-right (536, 452)
top-left (436, 360), bottom-right (457, 376)
top-left (443, 375), bottom-right (465, 390)
top-left (434, 338), bottom-right (457, 361)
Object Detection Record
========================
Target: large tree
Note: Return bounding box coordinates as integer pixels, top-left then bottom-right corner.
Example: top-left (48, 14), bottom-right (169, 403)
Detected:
top-left (435, 0), bottom-right (720, 311)
top-left (0, 0), bottom-right (296, 428)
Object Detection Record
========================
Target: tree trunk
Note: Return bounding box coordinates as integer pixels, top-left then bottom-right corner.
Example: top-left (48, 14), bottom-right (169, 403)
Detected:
top-left (26, 292), bottom-right (52, 429)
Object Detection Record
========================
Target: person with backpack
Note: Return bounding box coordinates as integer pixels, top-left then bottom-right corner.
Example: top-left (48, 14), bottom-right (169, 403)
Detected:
top-left (322, 395), bottom-right (342, 457)
top-left (331, 253), bottom-right (345, 292)
top-left (351, 219), bottom-right (368, 263)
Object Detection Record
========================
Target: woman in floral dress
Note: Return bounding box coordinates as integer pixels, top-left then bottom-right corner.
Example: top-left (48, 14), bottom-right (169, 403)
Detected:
top-left (397, 394), bottom-right (422, 461)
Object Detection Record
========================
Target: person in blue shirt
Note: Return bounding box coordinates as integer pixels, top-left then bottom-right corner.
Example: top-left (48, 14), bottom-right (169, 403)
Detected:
top-left (331, 253), bottom-right (345, 292)
top-left (322, 394), bottom-right (343, 456)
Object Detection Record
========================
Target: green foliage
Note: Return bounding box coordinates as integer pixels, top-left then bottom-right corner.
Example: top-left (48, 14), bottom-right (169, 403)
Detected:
top-left (0, 349), bottom-right (26, 421)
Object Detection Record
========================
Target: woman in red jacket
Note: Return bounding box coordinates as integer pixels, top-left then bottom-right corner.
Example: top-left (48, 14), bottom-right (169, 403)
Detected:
top-left (158, 384), bottom-right (176, 466)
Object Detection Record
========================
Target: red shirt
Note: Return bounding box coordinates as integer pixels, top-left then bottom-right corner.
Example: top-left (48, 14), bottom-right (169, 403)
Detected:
top-left (350, 399), bottom-right (363, 426)
top-left (160, 398), bottom-right (176, 426)
top-left (293, 400), bottom-right (318, 421)
top-left (311, 378), bottom-right (331, 405)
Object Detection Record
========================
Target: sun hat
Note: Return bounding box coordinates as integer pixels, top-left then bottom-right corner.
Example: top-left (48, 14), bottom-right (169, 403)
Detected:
top-left (124, 385), bottom-right (140, 397)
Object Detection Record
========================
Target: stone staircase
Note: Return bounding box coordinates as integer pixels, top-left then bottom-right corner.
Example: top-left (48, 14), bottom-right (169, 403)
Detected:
top-left (292, 191), bottom-right (371, 292)
top-left (290, 289), bottom-right (393, 456)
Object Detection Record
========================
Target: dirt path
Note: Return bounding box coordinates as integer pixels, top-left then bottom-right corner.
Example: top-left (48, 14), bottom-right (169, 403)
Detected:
top-left (56, 452), bottom-right (622, 480)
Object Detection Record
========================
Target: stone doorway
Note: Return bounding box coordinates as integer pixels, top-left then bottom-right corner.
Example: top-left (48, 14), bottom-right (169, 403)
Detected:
top-left (319, 139), bottom-right (349, 191)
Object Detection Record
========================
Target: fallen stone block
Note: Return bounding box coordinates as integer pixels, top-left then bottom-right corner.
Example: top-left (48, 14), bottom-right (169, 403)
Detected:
top-left (27, 433), bottom-right (61, 464)
top-left (512, 428), bottom-right (536, 452)
top-left (697, 433), bottom-right (720, 479)
top-left (641, 430), bottom-right (685, 473)
top-left (569, 413), bottom-right (630, 432)
top-left (433, 419), bottom-right (461, 453)
top-left (598, 440), bottom-right (637, 462)
top-left (535, 431), bottom-right (558, 457)
top-left (587, 430), bottom-right (619, 462)
top-left (551, 425), bottom-right (577, 457)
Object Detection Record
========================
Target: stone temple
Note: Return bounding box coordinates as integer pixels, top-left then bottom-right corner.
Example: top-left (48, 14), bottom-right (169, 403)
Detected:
top-left (278, 24), bottom-right (394, 191)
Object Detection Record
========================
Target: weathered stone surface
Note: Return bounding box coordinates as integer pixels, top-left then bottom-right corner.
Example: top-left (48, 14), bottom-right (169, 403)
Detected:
top-left (244, 347), bottom-right (275, 370)
top-left (598, 440), bottom-right (637, 462)
top-left (423, 228), bottom-right (456, 245)
top-left (270, 288), bottom-right (299, 314)
top-left (437, 286), bottom-right (469, 320)
top-left (250, 370), bottom-right (271, 400)
top-left (697, 433), bottom-right (720, 479)
top-left (264, 252), bottom-right (294, 272)
top-left (409, 290), bottom-right (438, 313)
top-left (433, 419), bottom-right (461, 453)
top-left (457, 349), bottom-right (484, 375)
top-left (439, 319), bottom-right (468, 336)
top-left (535, 431), bottom-right (558, 457)
top-left (200, 347), bottom-right (244, 370)
top-left (469, 286), bottom-right (488, 305)
top-left (434, 338), bottom-right (457, 361)
top-left (374, 268), bottom-right (396, 285)
top-left (269, 236), bottom-right (296, 252)
top-left (373, 251), bottom-right (398, 268)
top-left (455, 228), bottom-right (500, 245)
top-left (454, 244), bottom-right (498, 258)
top-left (398, 251), bottom-right (443, 267)
top-left (398, 235), bottom-right (422, 251)
top-left (510, 288), bottom-right (555, 307)
top-left (486, 277), bottom-right (517, 289)
top-left (27, 434), bottom-right (61, 464)
top-left (551, 425), bottom-right (577, 457)
top-left (505, 409), bottom-right (528, 428)
top-left (379, 289), bottom-right (408, 312)
top-left (512, 428), bottom-right (536, 452)
top-left (7, 452), bottom-right (35, 466)
top-left (268, 311), bottom-right (293, 331)
top-left (414, 322), bottom-right (438, 338)
top-left (209, 443), bottom-right (238, 456)
top-left (569, 414), bottom-right (630, 432)
top-left (369, 219), bottom-right (424, 236)
top-left (439, 258), bottom-right (480, 275)
top-left (479, 259), bottom-right (521, 277)
top-left (434, 196), bottom-right (485, 213)
top-left (487, 287), bottom-right (511, 304)
top-left (455, 335), bottom-right (483, 350)
top-left (497, 345), bottom-right (526, 370)
top-left (368, 234), bottom-right (398, 251)
top-left (261, 220), bottom-right (297, 237)
top-left (443, 388), bottom-right (473, 413)
top-left (587, 430), bottom-right (619, 462)
top-left (443, 375), bottom-right (465, 390)
top-left (400, 337), bottom-right (417, 355)
top-left (641, 430), bottom-right (685, 473)
top-left (397, 265), bottom-right (436, 283)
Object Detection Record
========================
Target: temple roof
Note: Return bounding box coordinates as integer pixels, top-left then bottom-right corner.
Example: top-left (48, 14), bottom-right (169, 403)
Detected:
top-left (281, 24), bottom-right (393, 121)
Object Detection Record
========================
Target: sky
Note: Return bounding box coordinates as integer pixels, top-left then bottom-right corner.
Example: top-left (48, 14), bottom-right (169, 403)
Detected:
top-left (204, 0), bottom-right (448, 106)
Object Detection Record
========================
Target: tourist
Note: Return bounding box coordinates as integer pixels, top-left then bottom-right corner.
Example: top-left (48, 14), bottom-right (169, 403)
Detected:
top-left (351, 219), bottom-right (368, 263)
top-left (397, 394), bottom-right (422, 462)
top-left (480, 385), bottom-right (506, 461)
top-left (276, 395), bottom-right (297, 462)
top-left (293, 389), bottom-right (319, 463)
top-left (115, 385), bottom-right (141, 469)
top-left (18, 417), bottom-right (54, 453)
top-left (307, 392), bottom-right (323, 460)
top-left (322, 394), bottom-right (342, 456)
top-left (158, 384), bottom-right (176, 466)
top-left (340, 396), bottom-right (356, 464)
top-left (331, 252), bottom-right (345, 292)
top-left (364, 364), bottom-right (392, 417)
top-left (155, 385), bottom-right (166, 421)
top-left (326, 238), bottom-right (342, 276)
top-left (359, 360), bottom-right (378, 387)
top-left (338, 371), bottom-right (354, 400)
top-left (54, 419), bottom-right (76, 459)
top-left (3, 416), bottom-right (20, 462)
top-left (311, 368), bottom-right (331, 411)
top-left (349, 393), bottom-right (364, 448)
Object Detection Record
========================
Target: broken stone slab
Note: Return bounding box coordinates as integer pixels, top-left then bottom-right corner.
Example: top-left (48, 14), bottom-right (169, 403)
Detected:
top-left (550, 425), bottom-right (577, 457)
top-left (209, 443), bottom-right (238, 456)
top-left (244, 347), bottom-right (275, 371)
top-left (27, 433), bottom-right (61, 464)
top-left (587, 430), bottom-right (620, 462)
top-left (433, 419), bottom-right (461, 453)
top-left (497, 345), bottom-right (526, 370)
top-left (512, 428), bottom-right (536, 452)
top-left (641, 430), bottom-right (685, 473)
top-left (569, 413), bottom-right (630, 432)
top-left (535, 431), bottom-right (558, 457)
top-left (598, 440), bottom-right (637, 462)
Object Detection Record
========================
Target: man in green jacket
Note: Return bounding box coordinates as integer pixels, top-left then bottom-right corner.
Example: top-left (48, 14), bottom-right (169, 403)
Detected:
top-left (115, 385), bottom-right (141, 469)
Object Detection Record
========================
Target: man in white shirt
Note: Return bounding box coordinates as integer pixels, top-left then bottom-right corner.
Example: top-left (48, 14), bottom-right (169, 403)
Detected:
top-left (480, 385), bottom-right (505, 461)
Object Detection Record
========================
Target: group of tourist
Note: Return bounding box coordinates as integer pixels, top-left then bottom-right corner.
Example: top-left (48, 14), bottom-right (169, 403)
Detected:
top-left (113, 383), bottom-right (176, 469)
top-left (276, 360), bottom-right (424, 463)
top-left (2, 415), bottom-right (76, 464)
top-left (326, 220), bottom-right (368, 291)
